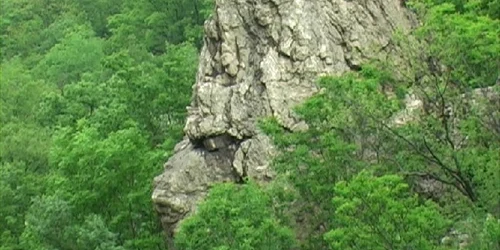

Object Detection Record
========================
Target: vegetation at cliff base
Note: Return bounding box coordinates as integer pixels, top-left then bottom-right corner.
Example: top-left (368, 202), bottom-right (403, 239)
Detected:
top-left (175, 182), bottom-right (297, 250)
top-left (1, 0), bottom-right (499, 250)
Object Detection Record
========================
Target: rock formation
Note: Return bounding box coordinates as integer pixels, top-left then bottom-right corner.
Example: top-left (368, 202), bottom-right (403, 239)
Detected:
top-left (152, 0), bottom-right (416, 239)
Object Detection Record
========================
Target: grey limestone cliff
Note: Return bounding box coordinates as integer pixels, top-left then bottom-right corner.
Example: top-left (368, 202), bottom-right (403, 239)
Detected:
top-left (152, 0), bottom-right (415, 238)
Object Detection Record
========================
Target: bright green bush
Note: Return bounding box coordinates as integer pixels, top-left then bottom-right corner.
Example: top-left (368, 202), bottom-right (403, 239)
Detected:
top-left (175, 182), bottom-right (298, 250)
top-left (325, 171), bottom-right (450, 250)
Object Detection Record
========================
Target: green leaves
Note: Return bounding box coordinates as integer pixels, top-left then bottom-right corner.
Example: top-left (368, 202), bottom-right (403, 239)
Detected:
top-left (413, 0), bottom-right (500, 88)
top-left (2, 0), bottom-right (498, 248)
top-left (0, 162), bottom-right (46, 249)
top-left (263, 67), bottom-right (401, 206)
top-left (21, 195), bottom-right (75, 250)
top-left (76, 215), bottom-right (125, 250)
top-left (325, 171), bottom-right (450, 250)
top-left (20, 195), bottom-right (125, 250)
top-left (1, 0), bottom-right (204, 248)
top-left (0, 59), bottom-right (48, 123)
top-left (259, 67), bottom-right (406, 249)
top-left (34, 27), bottom-right (104, 88)
top-left (107, 0), bottom-right (213, 53)
top-left (262, 52), bottom-right (498, 248)
top-left (175, 182), bottom-right (297, 250)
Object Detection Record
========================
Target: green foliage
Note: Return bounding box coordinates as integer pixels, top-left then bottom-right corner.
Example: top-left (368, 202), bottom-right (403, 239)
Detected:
top-left (70, 0), bottom-right (123, 37)
top-left (474, 215), bottom-right (500, 250)
top-left (46, 122), bottom-right (167, 247)
top-left (451, 213), bottom-right (500, 250)
top-left (107, 0), bottom-right (213, 53)
top-left (175, 182), bottom-right (298, 250)
top-left (419, 4), bottom-right (499, 88)
top-left (75, 215), bottom-right (126, 250)
top-left (20, 195), bottom-right (76, 250)
top-left (263, 66), bottom-right (402, 204)
top-left (0, 59), bottom-right (47, 123)
top-left (0, 162), bottom-right (45, 249)
top-left (100, 42), bottom-right (198, 142)
top-left (0, 59), bottom-right (52, 170)
top-left (0, 0), bottom-right (56, 59)
top-left (0, 0), bottom-right (206, 248)
top-left (413, 0), bottom-right (500, 18)
top-left (1, 0), bottom-right (498, 249)
top-left (325, 171), bottom-right (450, 250)
top-left (0, 58), bottom-right (52, 250)
top-left (262, 33), bottom-right (498, 248)
top-left (20, 195), bottom-right (126, 250)
top-left (407, 0), bottom-right (500, 88)
top-left (261, 66), bottom-right (406, 249)
top-left (260, 67), bottom-right (408, 249)
top-left (391, 1), bottom-right (500, 217)
top-left (34, 27), bottom-right (104, 89)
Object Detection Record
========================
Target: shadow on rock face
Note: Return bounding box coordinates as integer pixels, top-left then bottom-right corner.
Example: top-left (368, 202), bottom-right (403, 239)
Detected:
top-left (152, 132), bottom-right (277, 243)
top-left (152, 135), bottom-right (240, 235)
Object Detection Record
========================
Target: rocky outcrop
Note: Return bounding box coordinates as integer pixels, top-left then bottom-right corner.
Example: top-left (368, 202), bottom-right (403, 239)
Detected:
top-left (152, 0), bottom-right (416, 238)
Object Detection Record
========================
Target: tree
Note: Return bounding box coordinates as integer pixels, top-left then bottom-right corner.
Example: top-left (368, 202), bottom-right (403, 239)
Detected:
top-left (34, 26), bottom-right (104, 91)
top-left (386, 0), bottom-right (500, 214)
top-left (175, 182), bottom-right (298, 250)
top-left (1, 0), bottom-right (207, 249)
top-left (47, 121), bottom-right (165, 248)
top-left (324, 170), bottom-right (450, 250)
top-left (410, 2), bottom-right (500, 88)
top-left (414, 0), bottom-right (500, 19)
top-left (20, 195), bottom-right (126, 250)
top-left (100, 43), bottom-right (198, 144)
top-left (262, 62), bottom-right (498, 247)
top-left (259, 66), bottom-right (404, 249)
top-left (69, 0), bottom-right (123, 37)
top-left (20, 195), bottom-right (76, 250)
top-left (75, 215), bottom-right (126, 250)
top-left (0, 59), bottom-right (51, 249)
top-left (106, 0), bottom-right (213, 54)
top-left (0, 162), bottom-right (46, 250)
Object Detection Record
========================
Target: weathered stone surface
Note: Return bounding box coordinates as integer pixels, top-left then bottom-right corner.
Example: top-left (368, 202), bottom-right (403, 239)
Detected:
top-left (152, 0), bottom-right (416, 238)
top-left (233, 134), bottom-right (277, 181)
top-left (152, 139), bottom-right (239, 234)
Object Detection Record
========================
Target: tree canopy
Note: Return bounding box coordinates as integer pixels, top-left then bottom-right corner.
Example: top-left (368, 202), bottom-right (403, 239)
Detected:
top-left (1, 0), bottom-right (499, 249)
top-left (0, 0), bottom-right (211, 249)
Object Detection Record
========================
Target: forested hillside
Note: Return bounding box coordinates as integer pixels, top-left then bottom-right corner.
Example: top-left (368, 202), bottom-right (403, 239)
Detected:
top-left (0, 0), bottom-right (212, 249)
top-left (0, 0), bottom-right (499, 250)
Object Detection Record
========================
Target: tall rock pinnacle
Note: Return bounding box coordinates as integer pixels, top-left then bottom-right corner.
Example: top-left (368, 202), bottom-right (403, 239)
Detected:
top-left (152, 0), bottom-right (415, 240)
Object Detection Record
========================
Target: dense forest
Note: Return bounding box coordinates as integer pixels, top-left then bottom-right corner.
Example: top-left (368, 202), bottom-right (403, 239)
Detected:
top-left (0, 0), bottom-right (499, 250)
top-left (1, 0), bottom-right (211, 249)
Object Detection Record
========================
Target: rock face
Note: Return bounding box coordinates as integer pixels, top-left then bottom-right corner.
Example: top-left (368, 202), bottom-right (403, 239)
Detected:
top-left (152, 0), bottom-right (415, 239)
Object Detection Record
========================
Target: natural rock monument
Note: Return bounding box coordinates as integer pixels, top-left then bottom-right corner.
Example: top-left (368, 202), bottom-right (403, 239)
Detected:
top-left (152, 0), bottom-right (416, 240)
